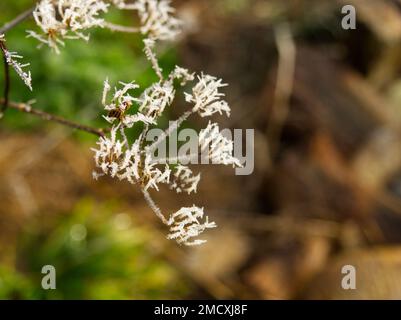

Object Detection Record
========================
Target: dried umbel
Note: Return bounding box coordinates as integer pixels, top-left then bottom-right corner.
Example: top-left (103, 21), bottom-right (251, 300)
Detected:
top-left (89, 0), bottom-right (241, 245)
top-left (111, 0), bottom-right (180, 40)
top-left (170, 165), bottom-right (200, 195)
top-left (167, 206), bottom-right (217, 246)
top-left (131, 0), bottom-right (181, 41)
top-left (7, 0), bottom-right (240, 246)
top-left (92, 62), bottom-right (242, 245)
top-left (28, 0), bottom-right (109, 53)
top-left (199, 121), bottom-right (242, 167)
top-left (185, 74), bottom-right (231, 118)
top-left (28, 0), bottom-right (181, 53)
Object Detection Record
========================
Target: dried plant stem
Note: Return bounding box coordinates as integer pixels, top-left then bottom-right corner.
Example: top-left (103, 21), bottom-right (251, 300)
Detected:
top-left (0, 99), bottom-right (108, 137)
top-left (157, 154), bottom-right (197, 164)
top-left (141, 188), bottom-right (171, 225)
top-left (147, 110), bottom-right (193, 153)
top-left (0, 41), bottom-right (10, 116)
top-left (144, 40), bottom-right (164, 81)
top-left (103, 22), bottom-right (140, 33)
top-left (120, 125), bottom-right (130, 148)
top-left (0, 7), bottom-right (35, 34)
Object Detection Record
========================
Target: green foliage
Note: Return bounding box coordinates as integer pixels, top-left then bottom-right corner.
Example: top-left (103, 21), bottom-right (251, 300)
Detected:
top-left (0, 266), bottom-right (35, 300)
top-left (0, 198), bottom-right (189, 299)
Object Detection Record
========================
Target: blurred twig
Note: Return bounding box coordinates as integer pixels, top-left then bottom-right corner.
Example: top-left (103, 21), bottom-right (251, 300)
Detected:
top-left (267, 22), bottom-right (296, 161)
top-left (0, 7), bottom-right (35, 35)
top-left (103, 22), bottom-right (140, 33)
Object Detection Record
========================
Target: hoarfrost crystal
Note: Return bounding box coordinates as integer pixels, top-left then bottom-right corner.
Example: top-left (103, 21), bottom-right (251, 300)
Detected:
top-left (167, 206), bottom-right (217, 246)
top-left (199, 121), bottom-right (242, 167)
top-left (0, 34), bottom-right (32, 91)
top-left (170, 165), bottom-right (200, 195)
top-left (185, 74), bottom-right (231, 118)
top-left (133, 0), bottom-right (181, 41)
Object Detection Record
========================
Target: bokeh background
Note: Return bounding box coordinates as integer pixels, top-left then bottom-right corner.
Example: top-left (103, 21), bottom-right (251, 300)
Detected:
top-left (3, 0), bottom-right (401, 299)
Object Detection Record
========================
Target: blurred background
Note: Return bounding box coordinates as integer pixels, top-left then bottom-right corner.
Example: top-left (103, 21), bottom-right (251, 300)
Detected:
top-left (3, 0), bottom-right (401, 299)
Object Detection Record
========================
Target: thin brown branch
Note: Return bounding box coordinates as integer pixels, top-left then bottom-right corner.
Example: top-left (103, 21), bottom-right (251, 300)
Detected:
top-left (0, 41), bottom-right (10, 116)
top-left (0, 7), bottom-right (35, 35)
top-left (141, 188), bottom-right (171, 225)
top-left (0, 99), bottom-right (108, 137)
top-left (267, 22), bottom-right (296, 160)
top-left (104, 22), bottom-right (140, 33)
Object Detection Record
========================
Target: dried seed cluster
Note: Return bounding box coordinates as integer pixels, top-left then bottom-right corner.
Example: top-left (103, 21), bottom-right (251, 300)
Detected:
top-left (2, 0), bottom-right (241, 246)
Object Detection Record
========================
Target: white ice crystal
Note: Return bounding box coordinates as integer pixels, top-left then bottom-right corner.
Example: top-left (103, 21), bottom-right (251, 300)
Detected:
top-left (3, 0), bottom-right (236, 247)
top-left (132, 0), bottom-right (181, 41)
top-left (185, 74), bottom-right (231, 118)
top-left (92, 126), bottom-right (125, 179)
top-left (169, 65), bottom-right (195, 85)
top-left (138, 81), bottom-right (175, 120)
top-left (94, 80), bottom-right (174, 192)
top-left (199, 121), bottom-right (242, 167)
top-left (0, 34), bottom-right (32, 91)
top-left (167, 206), bottom-right (217, 246)
top-left (142, 154), bottom-right (171, 191)
top-left (91, 125), bottom-right (172, 191)
top-left (110, 0), bottom-right (138, 10)
top-left (170, 165), bottom-right (200, 195)
top-left (102, 80), bottom-right (156, 127)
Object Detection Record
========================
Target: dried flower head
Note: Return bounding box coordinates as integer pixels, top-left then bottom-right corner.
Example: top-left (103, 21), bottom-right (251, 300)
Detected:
top-left (92, 63), bottom-right (241, 245)
top-left (28, 0), bottom-right (109, 53)
top-left (110, 0), bottom-right (138, 10)
top-left (28, 0), bottom-right (183, 53)
top-left (166, 206), bottom-right (217, 246)
top-left (142, 154), bottom-right (171, 191)
top-left (88, 1), bottom-right (239, 246)
top-left (199, 121), bottom-right (242, 167)
top-left (170, 165), bottom-right (200, 195)
top-left (169, 65), bottom-right (195, 85)
top-left (132, 0), bottom-right (181, 41)
top-left (92, 126), bottom-right (126, 180)
top-left (185, 74), bottom-right (231, 118)
top-left (102, 80), bottom-right (156, 127)
top-left (138, 81), bottom-right (175, 120)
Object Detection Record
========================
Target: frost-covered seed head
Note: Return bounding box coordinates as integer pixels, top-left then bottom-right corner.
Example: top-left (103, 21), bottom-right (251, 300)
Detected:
top-left (28, 0), bottom-right (109, 53)
top-left (92, 126), bottom-right (125, 178)
top-left (170, 165), bottom-right (200, 195)
top-left (142, 154), bottom-right (171, 191)
top-left (167, 206), bottom-right (217, 246)
top-left (185, 73), bottom-right (231, 118)
top-left (199, 121), bottom-right (242, 167)
top-left (133, 0), bottom-right (181, 41)
top-left (169, 66), bottom-right (195, 86)
top-left (102, 81), bottom-right (156, 127)
top-left (138, 81), bottom-right (175, 120)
